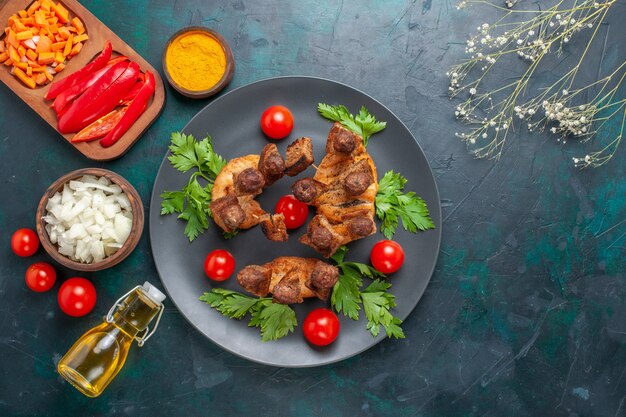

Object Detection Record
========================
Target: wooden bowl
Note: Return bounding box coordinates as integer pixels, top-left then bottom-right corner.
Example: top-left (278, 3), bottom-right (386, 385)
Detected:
top-left (36, 168), bottom-right (144, 272)
top-left (162, 26), bottom-right (235, 99)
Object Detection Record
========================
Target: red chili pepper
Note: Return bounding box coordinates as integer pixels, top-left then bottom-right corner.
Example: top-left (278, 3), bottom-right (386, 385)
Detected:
top-left (52, 56), bottom-right (130, 114)
top-left (71, 108), bottom-right (128, 143)
top-left (58, 61), bottom-right (140, 134)
top-left (45, 41), bottom-right (113, 100)
top-left (100, 71), bottom-right (156, 148)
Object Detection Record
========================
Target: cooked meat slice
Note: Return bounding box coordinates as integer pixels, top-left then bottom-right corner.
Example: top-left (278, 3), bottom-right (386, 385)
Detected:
top-left (221, 205), bottom-right (245, 230)
top-left (284, 137), bottom-right (314, 176)
top-left (326, 123), bottom-right (362, 155)
top-left (299, 215), bottom-right (343, 257)
top-left (344, 171), bottom-right (374, 196)
top-left (308, 220), bottom-right (332, 249)
top-left (212, 155), bottom-right (260, 200)
top-left (237, 265), bottom-right (272, 297)
top-left (272, 269), bottom-right (303, 304)
top-left (346, 216), bottom-right (375, 237)
top-left (237, 257), bottom-right (337, 302)
top-left (237, 198), bottom-right (266, 229)
top-left (210, 194), bottom-right (245, 232)
top-left (291, 178), bottom-right (327, 203)
top-left (258, 143), bottom-right (285, 186)
top-left (260, 213), bottom-right (288, 242)
top-left (234, 168), bottom-right (265, 195)
top-left (311, 159), bottom-right (374, 208)
top-left (305, 261), bottom-right (339, 300)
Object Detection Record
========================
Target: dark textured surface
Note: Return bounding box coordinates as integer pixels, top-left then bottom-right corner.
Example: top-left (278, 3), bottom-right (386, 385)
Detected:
top-left (1, 1), bottom-right (625, 416)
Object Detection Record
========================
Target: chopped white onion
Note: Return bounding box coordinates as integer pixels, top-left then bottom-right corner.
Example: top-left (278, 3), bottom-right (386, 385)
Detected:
top-left (23, 39), bottom-right (36, 50)
top-left (42, 175), bottom-right (133, 263)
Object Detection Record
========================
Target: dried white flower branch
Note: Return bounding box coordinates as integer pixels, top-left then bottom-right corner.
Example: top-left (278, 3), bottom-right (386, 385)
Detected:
top-left (449, 0), bottom-right (625, 168)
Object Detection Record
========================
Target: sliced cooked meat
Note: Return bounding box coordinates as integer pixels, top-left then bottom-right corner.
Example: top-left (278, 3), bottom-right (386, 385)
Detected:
top-left (260, 213), bottom-right (288, 242)
top-left (326, 123), bottom-right (361, 155)
top-left (305, 261), bottom-right (339, 300)
top-left (272, 269), bottom-right (303, 304)
top-left (296, 123), bottom-right (377, 257)
top-left (210, 194), bottom-right (245, 232)
top-left (344, 171), bottom-right (373, 196)
top-left (308, 221), bottom-right (333, 249)
top-left (237, 257), bottom-right (338, 303)
top-left (299, 215), bottom-right (343, 257)
top-left (291, 178), bottom-right (327, 203)
top-left (234, 167), bottom-right (265, 195)
top-left (211, 155), bottom-right (267, 233)
top-left (347, 216), bottom-right (375, 237)
top-left (284, 137), bottom-right (314, 176)
top-left (237, 265), bottom-right (272, 297)
top-left (258, 143), bottom-right (285, 186)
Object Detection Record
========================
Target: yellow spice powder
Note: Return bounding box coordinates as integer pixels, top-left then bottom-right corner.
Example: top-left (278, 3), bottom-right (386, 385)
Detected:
top-left (166, 31), bottom-right (226, 91)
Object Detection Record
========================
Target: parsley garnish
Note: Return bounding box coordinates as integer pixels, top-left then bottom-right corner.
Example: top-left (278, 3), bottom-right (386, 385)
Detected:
top-left (200, 288), bottom-right (297, 342)
top-left (330, 247), bottom-right (405, 338)
top-left (317, 103), bottom-right (387, 146)
top-left (375, 171), bottom-right (435, 239)
top-left (160, 132), bottom-right (227, 242)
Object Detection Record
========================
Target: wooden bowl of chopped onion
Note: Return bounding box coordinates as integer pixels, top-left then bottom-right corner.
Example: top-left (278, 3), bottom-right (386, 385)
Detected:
top-left (36, 168), bottom-right (144, 272)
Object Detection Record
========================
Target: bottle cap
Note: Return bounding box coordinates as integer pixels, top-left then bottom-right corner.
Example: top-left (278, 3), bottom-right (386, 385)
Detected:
top-left (142, 282), bottom-right (167, 304)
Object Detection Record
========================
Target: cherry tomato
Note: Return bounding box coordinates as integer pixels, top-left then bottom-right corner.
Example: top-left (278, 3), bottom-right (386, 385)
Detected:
top-left (370, 240), bottom-right (405, 274)
top-left (25, 262), bottom-right (57, 292)
top-left (303, 308), bottom-right (340, 346)
top-left (204, 249), bottom-right (235, 281)
top-left (275, 194), bottom-right (308, 229)
top-left (58, 277), bottom-right (97, 317)
top-left (260, 105), bottom-right (294, 140)
top-left (11, 228), bottom-right (39, 257)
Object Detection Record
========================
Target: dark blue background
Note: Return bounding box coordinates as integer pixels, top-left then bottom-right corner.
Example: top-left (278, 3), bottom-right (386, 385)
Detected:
top-left (1, 1), bottom-right (625, 416)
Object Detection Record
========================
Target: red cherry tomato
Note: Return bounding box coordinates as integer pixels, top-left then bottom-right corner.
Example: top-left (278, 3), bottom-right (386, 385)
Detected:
top-left (204, 249), bottom-right (235, 281)
top-left (25, 262), bottom-right (57, 293)
top-left (370, 240), bottom-right (405, 274)
top-left (303, 308), bottom-right (340, 346)
top-left (58, 277), bottom-right (97, 317)
top-left (260, 105), bottom-right (294, 140)
top-left (11, 228), bottom-right (39, 257)
top-left (275, 194), bottom-right (308, 229)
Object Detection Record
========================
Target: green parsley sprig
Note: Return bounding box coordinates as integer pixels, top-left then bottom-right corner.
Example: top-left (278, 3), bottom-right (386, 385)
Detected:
top-left (160, 132), bottom-right (226, 241)
top-left (200, 288), bottom-right (297, 342)
top-left (330, 247), bottom-right (405, 339)
top-left (375, 171), bottom-right (435, 239)
top-left (317, 103), bottom-right (387, 146)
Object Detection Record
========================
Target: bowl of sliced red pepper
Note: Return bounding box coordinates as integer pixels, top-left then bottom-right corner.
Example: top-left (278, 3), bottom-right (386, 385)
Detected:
top-left (44, 41), bottom-right (156, 148)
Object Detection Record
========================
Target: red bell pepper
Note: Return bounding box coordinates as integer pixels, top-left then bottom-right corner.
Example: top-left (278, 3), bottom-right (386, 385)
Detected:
top-left (119, 73), bottom-right (145, 105)
top-left (45, 41), bottom-right (113, 100)
top-left (71, 108), bottom-right (128, 143)
top-left (52, 56), bottom-right (130, 114)
top-left (57, 61), bottom-right (140, 133)
top-left (107, 56), bottom-right (129, 66)
top-left (100, 71), bottom-right (156, 148)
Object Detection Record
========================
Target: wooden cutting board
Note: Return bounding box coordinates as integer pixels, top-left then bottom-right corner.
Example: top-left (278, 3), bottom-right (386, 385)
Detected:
top-left (0, 0), bottom-right (165, 161)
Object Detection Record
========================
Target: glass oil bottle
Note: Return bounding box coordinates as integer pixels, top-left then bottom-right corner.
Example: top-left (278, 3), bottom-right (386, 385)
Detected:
top-left (57, 282), bottom-right (166, 398)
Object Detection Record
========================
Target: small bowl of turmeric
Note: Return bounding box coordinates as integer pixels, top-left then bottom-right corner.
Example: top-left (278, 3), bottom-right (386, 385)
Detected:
top-left (162, 27), bottom-right (235, 99)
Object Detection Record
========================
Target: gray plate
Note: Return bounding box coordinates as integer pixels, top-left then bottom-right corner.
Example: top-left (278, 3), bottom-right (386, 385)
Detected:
top-left (149, 76), bottom-right (441, 367)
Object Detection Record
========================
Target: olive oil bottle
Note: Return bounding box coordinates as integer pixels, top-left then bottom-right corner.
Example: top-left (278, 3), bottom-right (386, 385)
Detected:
top-left (57, 282), bottom-right (166, 397)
